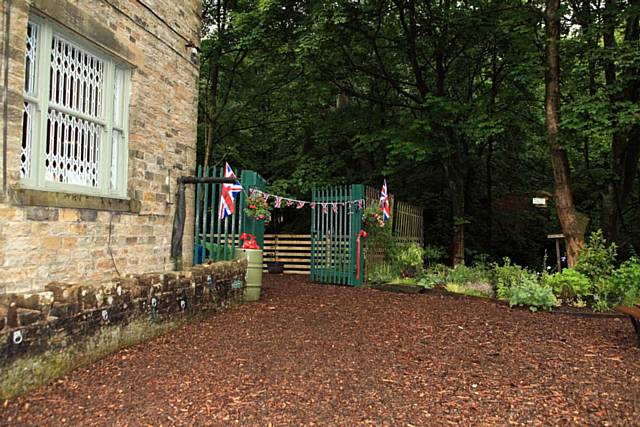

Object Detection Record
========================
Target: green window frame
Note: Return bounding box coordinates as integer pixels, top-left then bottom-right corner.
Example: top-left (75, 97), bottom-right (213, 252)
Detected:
top-left (20, 15), bottom-right (131, 199)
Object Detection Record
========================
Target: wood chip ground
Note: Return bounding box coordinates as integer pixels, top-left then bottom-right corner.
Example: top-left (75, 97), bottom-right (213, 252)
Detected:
top-left (2, 275), bottom-right (639, 426)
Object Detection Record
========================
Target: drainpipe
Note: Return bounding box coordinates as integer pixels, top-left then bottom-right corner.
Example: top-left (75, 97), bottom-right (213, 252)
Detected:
top-left (170, 175), bottom-right (236, 271)
top-left (1, 0), bottom-right (11, 196)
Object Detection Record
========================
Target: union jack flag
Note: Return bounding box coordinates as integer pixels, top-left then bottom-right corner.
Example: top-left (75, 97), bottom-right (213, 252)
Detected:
top-left (219, 162), bottom-right (243, 220)
top-left (380, 179), bottom-right (390, 221)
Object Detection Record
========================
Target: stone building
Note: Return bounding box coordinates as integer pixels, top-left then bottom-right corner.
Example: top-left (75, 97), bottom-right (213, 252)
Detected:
top-left (0, 0), bottom-right (201, 293)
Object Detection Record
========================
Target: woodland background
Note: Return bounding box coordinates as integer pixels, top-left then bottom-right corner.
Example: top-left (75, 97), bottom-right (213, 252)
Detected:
top-left (195, 0), bottom-right (639, 268)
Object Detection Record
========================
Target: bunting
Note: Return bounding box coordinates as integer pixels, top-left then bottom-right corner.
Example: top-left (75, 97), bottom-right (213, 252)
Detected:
top-left (248, 189), bottom-right (365, 213)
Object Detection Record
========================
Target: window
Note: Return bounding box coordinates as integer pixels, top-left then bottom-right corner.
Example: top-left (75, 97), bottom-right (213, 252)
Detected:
top-left (21, 16), bottom-right (131, 198)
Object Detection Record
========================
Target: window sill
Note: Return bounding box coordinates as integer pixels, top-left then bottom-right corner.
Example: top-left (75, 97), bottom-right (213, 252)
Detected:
top-left (9, 188), bottom-right (141, 213)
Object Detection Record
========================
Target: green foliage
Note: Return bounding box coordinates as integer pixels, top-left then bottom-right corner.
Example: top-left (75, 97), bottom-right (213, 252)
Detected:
top-left (545, 269), bottom-right (592, 302)
top-left (592, 299), bottom-right (611, 313)
top-left (576, 230), bottom-right (617, 283)
top-left (417, 274), bottom-right (441, 289)
top-left (197, 0), bottom-right (640, 261)
top-left (471, 253), bottom-right (492, 271)
top-left (446, 265), bottom-right (490, 285)
top-left (614, 258), bottom-right (640, 307)
top-left (367, 263), bottom-right (397, 285)
top-left (596, 257), bottom-right (640, 309)
top-left (362, 205), bottom-right (386, 231)
top-left (394, 243), bottom-right (425, 278)
top-left (491, 258), bottom-right (531, 300)
top-left (424, 245), bottom-right (446, 267)
top-left (504, 277), bottom-right (558, 312)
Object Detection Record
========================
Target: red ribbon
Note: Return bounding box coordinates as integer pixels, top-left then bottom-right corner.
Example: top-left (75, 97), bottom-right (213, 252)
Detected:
top-left (356, 230), bottom-right (367, 280)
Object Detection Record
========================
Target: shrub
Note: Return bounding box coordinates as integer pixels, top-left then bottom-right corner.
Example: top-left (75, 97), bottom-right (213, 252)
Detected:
top-left (417, 274), bottom-right (440, 289)
top-left (427, 263), bottom-right (450, 277)
top-left (491, 257), bottom-right (530, 299)
top-left (424, 245), bottom-right (446, 267)
top-left (504, 276), bottom-right (558, 312)
top-left (471, 253), bottom-right (492, 270)
top-left (608, 257), bottom-right (640, 307)
top-left (576, 229), bottom-right (617, 283)
top-left (395, 243), bottom-right (425, 277)
top-left (545, 268), bottom-right (592, 302)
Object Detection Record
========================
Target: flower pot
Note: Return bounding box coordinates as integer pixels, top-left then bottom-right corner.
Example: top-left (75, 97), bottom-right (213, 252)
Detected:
top-left (267, 261), bottom-right (284, 274)
top-left (236, 248), bottom-right (263, 301)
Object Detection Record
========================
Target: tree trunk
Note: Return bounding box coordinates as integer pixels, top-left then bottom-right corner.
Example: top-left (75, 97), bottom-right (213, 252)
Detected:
top-left (445, 144), bottom-right (465, 266)
top-left (434, 47), bottom-right (466, 266)
top-left (545, 0), bottom-right (584, 266)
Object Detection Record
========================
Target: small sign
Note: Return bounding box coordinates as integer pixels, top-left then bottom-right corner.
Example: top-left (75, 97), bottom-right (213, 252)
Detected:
top-left (532, 197), bottom-right (547, 207)
top-left (231, 280), bottom-right (243, 290)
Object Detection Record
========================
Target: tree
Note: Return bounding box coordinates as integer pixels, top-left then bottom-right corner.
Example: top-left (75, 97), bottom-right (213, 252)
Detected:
top-left (544, 0), bottom-right (585, 266)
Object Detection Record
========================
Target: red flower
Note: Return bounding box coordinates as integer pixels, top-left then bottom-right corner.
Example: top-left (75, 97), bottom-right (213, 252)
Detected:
top-left (249, 204), bottom-right (256, 209)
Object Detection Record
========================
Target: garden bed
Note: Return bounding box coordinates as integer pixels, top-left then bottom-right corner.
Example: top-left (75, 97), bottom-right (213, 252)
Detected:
top-left (370, 282), bottom-right (627, 318)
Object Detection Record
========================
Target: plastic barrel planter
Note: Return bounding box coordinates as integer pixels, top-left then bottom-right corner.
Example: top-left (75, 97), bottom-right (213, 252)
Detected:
top-left (236, 248), bottom-right (263, 301)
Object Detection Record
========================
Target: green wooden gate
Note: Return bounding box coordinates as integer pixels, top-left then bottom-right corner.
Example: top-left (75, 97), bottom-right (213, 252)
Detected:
top-left (310, 185), bottom-right (365, 286)
top-left (193, 166), bottom-right (267, 264)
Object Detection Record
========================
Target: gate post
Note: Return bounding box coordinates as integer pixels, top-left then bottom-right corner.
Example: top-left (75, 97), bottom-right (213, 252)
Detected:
top-left (240, 170), bottom-right (267, 249)
top-left (350, 184), bottom-right (364, 286)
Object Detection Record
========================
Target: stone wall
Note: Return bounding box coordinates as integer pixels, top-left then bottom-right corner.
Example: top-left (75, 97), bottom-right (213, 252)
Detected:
top-left (0, 0), bottom-right (201, 293)
top-left (0, 259), bottom-right (246, 399)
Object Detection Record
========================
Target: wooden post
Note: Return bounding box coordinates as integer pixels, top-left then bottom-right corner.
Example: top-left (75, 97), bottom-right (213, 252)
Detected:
top-left (547, 233), bottom-right (565, 272)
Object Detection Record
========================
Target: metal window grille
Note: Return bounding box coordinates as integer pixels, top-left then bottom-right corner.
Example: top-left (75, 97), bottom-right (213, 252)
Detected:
top-left (24, 22), bottom-right (39, 95)
top-left (21, 21), bottom-right (39, 179)
top-left (45, 109), bottom-right (102, 186)
top-left (49, 35), bottom-right (105, 119)
top-left (20, 17), bottom-right (130, 196)
top-left (20, 102), bottom-right (34, 178)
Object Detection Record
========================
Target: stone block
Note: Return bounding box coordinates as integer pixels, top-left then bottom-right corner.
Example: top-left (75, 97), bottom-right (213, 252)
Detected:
top-left (59, 208), bottom-right (79, 222)
top-left (78, 286), bottom-right (99, 310)
top-left (0, 303), bottom-right (8, 330)
top-left (25, 207), bottom-right (59, 221)
top-left (138, 273), bottom-right (165, 287)
top-left (79, 210), bottom-right (98, 222)
top-left (6, 303), bottom-right (17, 328)
top-left (115, 277), bottom-right (142, 299)
top-left (0, 207), bottom-right (17, 221)
top-left (42, 237), bottom-right (62, 250)
top-left (167, 272), bottom-right (185, 291)
top-left (17, 308), bottom-right (43, 326)
top-left (45, 282), bottom-right (81, 304)
top-left (50, 302), bottom-right (76, 318)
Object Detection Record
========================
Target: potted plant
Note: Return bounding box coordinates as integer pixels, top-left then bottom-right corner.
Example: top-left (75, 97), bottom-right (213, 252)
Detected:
top-left (236, 233), bottom-right (263, 301)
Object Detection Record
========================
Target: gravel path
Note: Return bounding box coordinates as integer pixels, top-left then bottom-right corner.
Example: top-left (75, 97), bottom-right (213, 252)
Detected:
top-left (2, 275), bottom-right (639, 426)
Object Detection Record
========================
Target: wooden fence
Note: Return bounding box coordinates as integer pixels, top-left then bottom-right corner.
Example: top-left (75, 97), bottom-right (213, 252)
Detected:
top-left (263, 234), bottom-right (311, 275)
